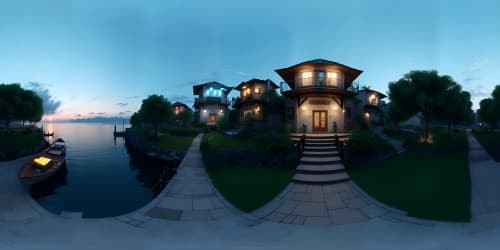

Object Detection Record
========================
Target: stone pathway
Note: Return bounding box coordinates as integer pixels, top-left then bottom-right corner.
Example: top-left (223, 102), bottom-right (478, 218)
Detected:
top-left (122, 133), bottom-right (236, 224)
top-left (251, 181), bottom-right (399, 225)
top-left (467, 131), bottom-right (500, 221)
top-left (374, 128), bottom-right (405, 154)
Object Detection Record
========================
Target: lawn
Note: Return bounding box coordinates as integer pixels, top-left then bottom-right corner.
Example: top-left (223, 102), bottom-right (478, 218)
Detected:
top-left (472, 131), bottom-right (500, 161)
top-left (202, 131), bottom-right (256, 151)
top-left (348, 130), bottom-right (471, 222)
top-left (155, 134), bottom-right (195, 152)
top-left (207, 166), bottom-right (294, 212)
top-left (348, 150), bottom-right (470, 222)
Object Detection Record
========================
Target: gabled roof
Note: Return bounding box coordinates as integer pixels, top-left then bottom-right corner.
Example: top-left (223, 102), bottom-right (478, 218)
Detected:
top-left (359, 89), bottom-right (387, 99)
top-left (234, 78), bottom-right (279, 90)
top-left (172, 102), bottom-right (191, 110)
top-left (275, 58), bottom-right (363, 89)
top-left (192, 81), bottom-right (232, 95)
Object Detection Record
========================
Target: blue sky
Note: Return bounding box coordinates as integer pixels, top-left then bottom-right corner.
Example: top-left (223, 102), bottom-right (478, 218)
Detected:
top-left (1, 0), bottom-right (499, 120)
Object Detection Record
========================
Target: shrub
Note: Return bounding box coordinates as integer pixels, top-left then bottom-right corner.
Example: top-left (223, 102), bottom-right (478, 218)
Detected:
top-left (347, 129), bottom-right (394, 157)
top-left (382, 125), bottom-right (399, 136)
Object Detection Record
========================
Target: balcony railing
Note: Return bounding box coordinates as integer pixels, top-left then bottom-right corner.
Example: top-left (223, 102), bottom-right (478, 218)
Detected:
top-left (280, 79), bottom-right (344, 94)
top-left (194, 97), bottom-right (230, 105)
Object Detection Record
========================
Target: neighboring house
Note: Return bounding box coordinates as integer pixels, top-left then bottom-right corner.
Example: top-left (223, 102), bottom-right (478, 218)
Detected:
top-left (232, 78), bottom-right (279, 124)
top-left (356, 89), bottom-right (387, 125)
top-left (276, 59), bottom-right (362, 133)
top-left (193, 81), bottom-right (232, 125)
top-left (172, 102), bottom-right (192, 126)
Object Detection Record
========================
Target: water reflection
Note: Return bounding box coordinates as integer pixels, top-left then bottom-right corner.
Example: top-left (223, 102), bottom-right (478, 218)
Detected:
top-left (29, 123), bottom-right (177, 218)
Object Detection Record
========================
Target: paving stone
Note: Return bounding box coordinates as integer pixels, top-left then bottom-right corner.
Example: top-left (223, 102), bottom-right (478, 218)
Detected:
top-left (284, 191), bottom-right (295, 200)
top-left (345, 197), bottom-right (368, 209)
top-left (333, 182), bottom-right (350, 192)
top-left (211, 208), bottom-right (227, 219)
top-left (324, 193), bottom-right (345, 209)
top-left (360, 205), bottom-right (388, 218)
top-left (304, 216), bottom-right (331, 225)
top-left (266, 212), bottom-right (287, 222)
top-left (339, 189), bottom-right (359, 201)
top-left (322, 184), bottom-right (336, 193)
top-left (310, 190), bottom-right (324, 202)
top-left (193, 198), bottom-right (214, 210)
top-left (180, 210), bottom-right (213, 221)
top-left (158, 197), bottom-right (193, 210)
top-left (291, 184), bottom-right (309, 193)
top-left (211, 197), bottom-right (225, 209)
top-left (282, 214), bottom-right (296, 224)
top-left (329, 208), bottom-right (368, 225)
top-left (294, 202), bottom-right (328, 217)
top-left (293, 193), bottom-right (310, 202)
top-left (145, 207), bottom-right (182, 220)
top-left (276, 200), bottom-right (298, 214)
top-left (292, 215), bottom-right (306, 225)
top-left (252, 200), bottom-right (281, 218)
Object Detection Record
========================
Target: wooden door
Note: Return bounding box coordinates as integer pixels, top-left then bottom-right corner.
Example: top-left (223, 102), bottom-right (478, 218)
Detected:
top-left (313, 110), bottom-right (328, 132)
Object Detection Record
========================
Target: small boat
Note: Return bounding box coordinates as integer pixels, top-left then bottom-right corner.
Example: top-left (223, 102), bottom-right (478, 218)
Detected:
top-left (19, 138), bottom-right (67, 185)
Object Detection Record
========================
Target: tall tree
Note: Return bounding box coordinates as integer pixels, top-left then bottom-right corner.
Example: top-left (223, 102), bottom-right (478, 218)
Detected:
top-left (388, 70), bottom-right (455, 142)
top-left (138, 95), bottom-right (173, 138)
top-left (478, 98), bottom-right (497, 130)
top-left (0, 84), bottom-right (26, 132)
top-left (438, 84), bottom-right (473, 133)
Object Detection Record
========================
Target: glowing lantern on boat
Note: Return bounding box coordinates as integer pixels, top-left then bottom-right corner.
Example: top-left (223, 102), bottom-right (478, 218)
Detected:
top-left (33, 156), bottom-right (52, 168)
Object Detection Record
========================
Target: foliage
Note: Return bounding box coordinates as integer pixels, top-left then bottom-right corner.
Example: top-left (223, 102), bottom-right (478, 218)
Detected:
top-left (406, 129), bottom-right (468, 153)
top-left (382, 125), bottom-right (399, 137)
top-left (348, 151), bottom-right (470, 222)
top-left (207, 167), bottom-right (294, 212)
top-left (437, 84), bottom-right (474, 132)
top-left (477, 85), bottom-right (500, 130)
top-left (0, 83), bottom-right (43, 132)
top-left (154, 134), bottom-right (195, 152)
top-left (388, 70), bottom-right (470, 142)
top-left (130, 112), bottom-right (141, 127)
top-left (176, 109), bottom-right (193, 126)
top-left (347, 129), bottom-right (393, 156)
top-left (261, 89), bottom-right (285, 119)
top-left (134, 95), bottom-right (173, 138)
top-left (255, 129), bottom-right (294, 154)
top-left (216, 116), bottom-right (229, 131)
top-left (0, 131), bottom-right (45, 160)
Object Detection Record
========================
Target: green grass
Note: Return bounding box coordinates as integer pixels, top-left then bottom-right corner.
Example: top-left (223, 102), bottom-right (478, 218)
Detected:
top-left (0, 132), bottom-right (45, 158)
top-left (202, 131), bottom-right (256, 152)
top-left (207, 166), bottom-right (294, 212)
top-left (348, 151), bottom-right (470, 221)
top-left (155, 134), bottom-right (195, 152)
top-left (473, 132), bottom-right (500, 161)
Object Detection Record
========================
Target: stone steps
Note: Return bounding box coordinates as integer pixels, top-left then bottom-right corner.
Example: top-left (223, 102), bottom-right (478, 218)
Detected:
top-left (291, 134), bottom-right (350, 185)
top-left (292, 172), bottom-right (350, 185)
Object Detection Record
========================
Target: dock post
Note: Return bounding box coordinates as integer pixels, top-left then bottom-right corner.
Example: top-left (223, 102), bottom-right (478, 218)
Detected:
top-left (114, 125), bottom-right (116, 136)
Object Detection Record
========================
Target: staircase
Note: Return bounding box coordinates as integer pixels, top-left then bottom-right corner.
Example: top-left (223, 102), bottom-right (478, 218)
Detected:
top-left (291, 134), bottom-right (351, 185)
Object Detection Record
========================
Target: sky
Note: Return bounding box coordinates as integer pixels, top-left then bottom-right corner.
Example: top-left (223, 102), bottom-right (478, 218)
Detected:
top-left (1, 0), bottom-right (499, 120)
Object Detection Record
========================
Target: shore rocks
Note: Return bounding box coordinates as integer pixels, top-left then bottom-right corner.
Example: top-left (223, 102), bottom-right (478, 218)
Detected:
top-left (125, 129), bottom-right (185, 164)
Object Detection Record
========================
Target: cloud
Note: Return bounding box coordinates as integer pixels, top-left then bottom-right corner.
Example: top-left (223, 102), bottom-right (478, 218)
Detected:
top-left (96, 112), bottom-right (105, 115)
top-left (116, 102), bottom-right (129, 107)
top-left (168, 95), bottom-right (191, 103)
top-left (121, 96), bottom-right (139, 100)
top-left (88, 112), bottom-right (95, 115)
top-left (89, 96), bottom-right (100, 101)
top-left (467, 84), bottom-right (489, 98)
top-left (26, 82), bottom-right (61, 115)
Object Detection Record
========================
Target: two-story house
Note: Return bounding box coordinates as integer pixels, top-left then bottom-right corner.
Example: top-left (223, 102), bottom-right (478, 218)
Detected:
top-left (276, 59), bottom-right (362, 133)
top-left (172, 101), bottom-right (192, 126)
top-left (356, 89), bottom-right (386, 124)
top-left (232, 78), bottom-right (279, 124)
top-left (193, 81), bottom-right (232, 125)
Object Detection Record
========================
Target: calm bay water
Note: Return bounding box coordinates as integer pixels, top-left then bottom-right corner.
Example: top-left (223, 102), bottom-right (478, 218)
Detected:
top-left (27, 123), bottom-right (175, 218)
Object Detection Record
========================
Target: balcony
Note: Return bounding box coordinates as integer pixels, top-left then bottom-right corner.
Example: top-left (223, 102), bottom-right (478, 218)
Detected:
top-left (194, 97), bottom-right (230, 108)
top-left (232, 95), bottom-right (264, 108)
top-left (280, 80), bottom-right (356, 98)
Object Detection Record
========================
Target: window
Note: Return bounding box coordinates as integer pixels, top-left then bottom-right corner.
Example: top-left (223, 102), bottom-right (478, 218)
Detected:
top-left (205, 87), bottom-right (225, 97)
top-left (254, 87), bottom-right (261, 94)
top-left (209, 114), bottom-right (217, 123)
top-left (316, 71), bottom-right (325, 86)
top-left (326, 71), bottom-right (338, 87)
top-left (301, 71), bottom-right (313, 86)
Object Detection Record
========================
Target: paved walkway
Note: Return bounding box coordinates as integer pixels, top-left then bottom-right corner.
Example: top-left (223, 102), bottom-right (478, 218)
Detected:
top-left (467, 131), bottom-right (500, 222)
top-left (120, 133), bottom-right (237, 225)
top-left (374, 128), bottom-right (405, 154)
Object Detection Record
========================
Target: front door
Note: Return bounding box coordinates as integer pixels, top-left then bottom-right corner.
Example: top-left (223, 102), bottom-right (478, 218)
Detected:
top-left (313, 110), bottom-right (328, 132)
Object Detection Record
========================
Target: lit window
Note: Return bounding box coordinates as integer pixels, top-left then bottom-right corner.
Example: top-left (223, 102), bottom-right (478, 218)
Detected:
top-left (302, 71), bottom-right (312, 78)
top-left (246, 88), bottom-right (251, 95)
top-left (254, 87), bottom-right (261, 94)
top-left (327, 72), bottom-right (337, 79)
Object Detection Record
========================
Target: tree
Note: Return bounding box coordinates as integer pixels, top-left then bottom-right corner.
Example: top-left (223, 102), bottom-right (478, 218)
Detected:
top-left (262, 89), bottom-right (285, 119)
top-left (130, 111), bottom-right (141, 128)
top-left (177, 109), bottom-right (193, 126)
top-left (387, 101), bottom-right (411, 126)
top-left (137, 95), bottom-right (173, 138)
top-left (478, 98), bottom-right (497, 130)
top-left (0, 83), bottom-right (43, 132)
top-left (437, 84), bottom-right (473, 133)
top-left (388, 70), bottom-right (455, 142)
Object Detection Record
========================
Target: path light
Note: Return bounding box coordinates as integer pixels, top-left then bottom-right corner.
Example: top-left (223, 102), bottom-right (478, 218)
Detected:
top-left (365, 112), bottom-right (370, 118)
